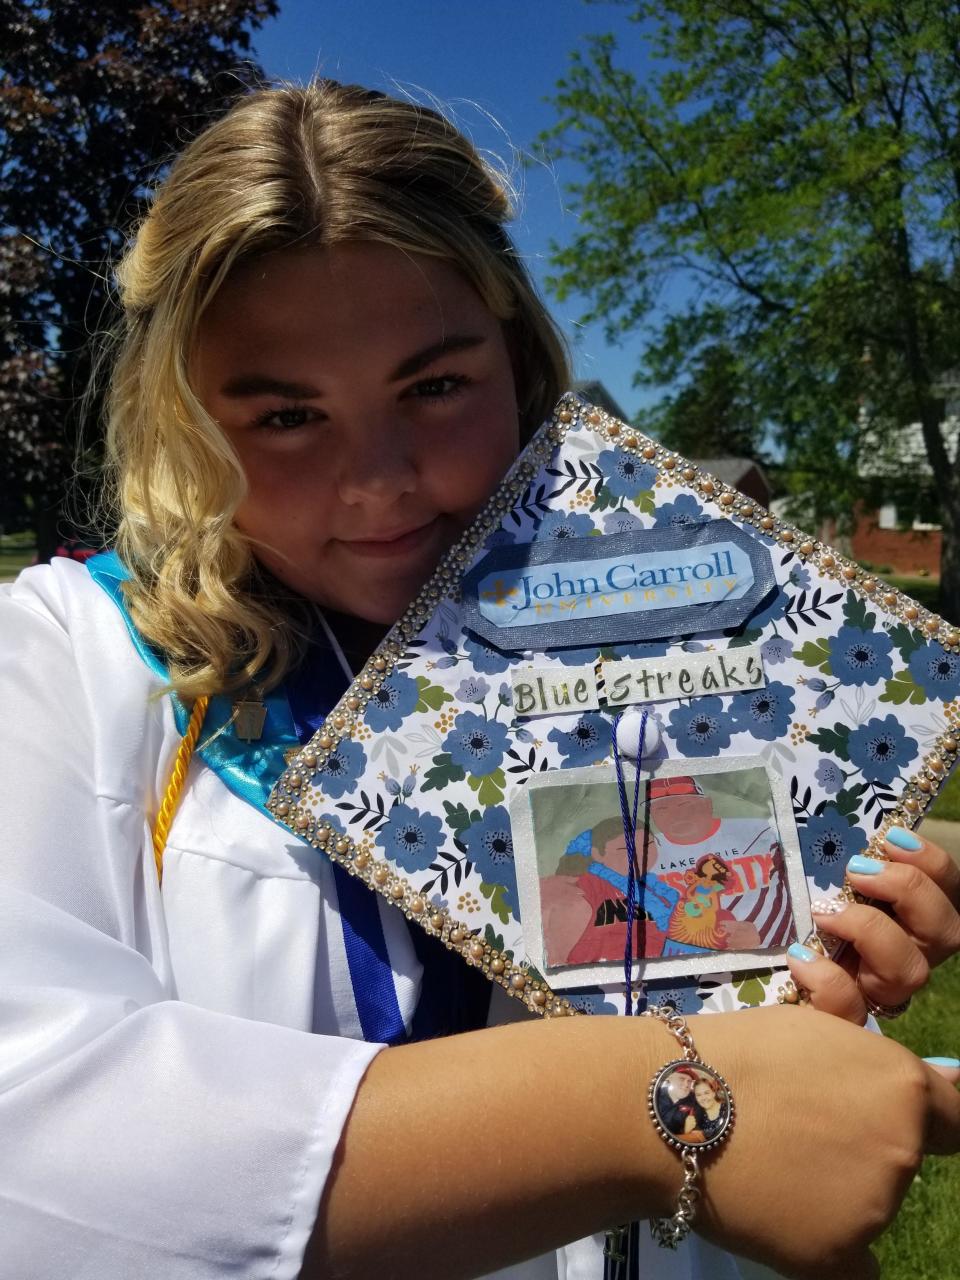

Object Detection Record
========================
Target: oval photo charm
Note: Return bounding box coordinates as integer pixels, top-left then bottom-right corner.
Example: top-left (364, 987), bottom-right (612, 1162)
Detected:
top-left (648, 1058), bottom-right (735, 1153)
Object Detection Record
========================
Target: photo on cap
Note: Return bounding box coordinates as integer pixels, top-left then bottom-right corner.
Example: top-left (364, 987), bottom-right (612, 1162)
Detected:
top-left (510, 756), bottom-right (809, 988)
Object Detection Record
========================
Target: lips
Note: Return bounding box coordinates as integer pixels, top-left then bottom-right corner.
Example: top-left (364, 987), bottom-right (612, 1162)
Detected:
top-left (337, 517), bottom-right (442, 558)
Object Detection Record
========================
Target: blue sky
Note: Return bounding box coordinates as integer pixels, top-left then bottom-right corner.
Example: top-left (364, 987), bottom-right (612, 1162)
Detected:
top-left (252, 1), bottom-right (659, 417)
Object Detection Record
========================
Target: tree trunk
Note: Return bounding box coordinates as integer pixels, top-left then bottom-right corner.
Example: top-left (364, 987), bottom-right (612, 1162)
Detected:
top-left (32, 499), bottom-right (62, 564)
top-left (938, 484), bottom-right (960, 627)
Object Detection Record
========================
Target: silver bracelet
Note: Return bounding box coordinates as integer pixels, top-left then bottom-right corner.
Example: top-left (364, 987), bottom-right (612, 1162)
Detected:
top-left (643, 1003), bottom-right (735, 1249)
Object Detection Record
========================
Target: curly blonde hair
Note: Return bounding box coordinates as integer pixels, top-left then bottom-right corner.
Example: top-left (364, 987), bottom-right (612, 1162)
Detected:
top-left (104, 81), bottom-right (570, 699)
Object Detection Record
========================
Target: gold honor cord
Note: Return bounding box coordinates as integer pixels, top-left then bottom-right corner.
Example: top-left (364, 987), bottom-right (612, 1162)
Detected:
top-left (151, 695), bottom-right (210, 885)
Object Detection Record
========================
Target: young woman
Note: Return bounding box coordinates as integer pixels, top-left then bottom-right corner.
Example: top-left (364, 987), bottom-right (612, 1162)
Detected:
top-left (1, 81), bottom-right (959, 1280)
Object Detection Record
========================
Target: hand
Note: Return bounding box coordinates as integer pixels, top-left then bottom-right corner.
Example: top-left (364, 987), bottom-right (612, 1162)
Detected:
top-left (689, 1005), bottom-right (960, 1280)
top-left (787, 827), bottom-right (960, 1022)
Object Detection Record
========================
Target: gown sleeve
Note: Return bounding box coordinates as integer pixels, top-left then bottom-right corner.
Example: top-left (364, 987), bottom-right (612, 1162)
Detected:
top-left (0, 563), bottom-right (382, 1280)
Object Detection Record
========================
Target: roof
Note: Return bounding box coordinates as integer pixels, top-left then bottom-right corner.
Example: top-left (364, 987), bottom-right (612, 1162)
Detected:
top-left (691, 457), bottom-right (771, 491)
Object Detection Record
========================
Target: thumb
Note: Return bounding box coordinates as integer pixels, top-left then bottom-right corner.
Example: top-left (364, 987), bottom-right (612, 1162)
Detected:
top-left (923, 1056), bottom-right (960, 1085)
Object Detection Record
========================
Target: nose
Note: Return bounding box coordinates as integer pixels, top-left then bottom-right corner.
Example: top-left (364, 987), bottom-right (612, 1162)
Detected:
top-left (336, 410), bottom-right (419, 507)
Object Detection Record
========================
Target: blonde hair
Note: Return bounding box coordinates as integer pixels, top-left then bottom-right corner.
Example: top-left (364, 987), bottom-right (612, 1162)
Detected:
top-left (104, 81), bottom-right (570, 699)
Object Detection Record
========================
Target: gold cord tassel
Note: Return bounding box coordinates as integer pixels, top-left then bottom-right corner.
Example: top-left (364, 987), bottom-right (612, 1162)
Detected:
top-left (151, 696), bottom-right (210, 886)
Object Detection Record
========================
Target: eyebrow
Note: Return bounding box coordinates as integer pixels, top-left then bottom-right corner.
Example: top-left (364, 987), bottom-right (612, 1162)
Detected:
top-left (218, 333), bottom-right (488, 399)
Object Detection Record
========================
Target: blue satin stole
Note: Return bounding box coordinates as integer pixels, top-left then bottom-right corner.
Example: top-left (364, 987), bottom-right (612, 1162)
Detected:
top-left (87, 551), bottom-right (490, 1044)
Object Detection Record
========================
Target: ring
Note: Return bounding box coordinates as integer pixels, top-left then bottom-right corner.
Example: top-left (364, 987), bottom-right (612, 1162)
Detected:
top-left (856, 973), bottom-right (911, 1020)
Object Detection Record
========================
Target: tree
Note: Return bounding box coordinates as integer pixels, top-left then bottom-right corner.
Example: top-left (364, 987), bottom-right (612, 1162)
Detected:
top-left (0, 0), bottom-right (278, 554)
top-left (643, 342), bottom-right (766, 461)
top-left (539, 0), bottom-right (960, 622)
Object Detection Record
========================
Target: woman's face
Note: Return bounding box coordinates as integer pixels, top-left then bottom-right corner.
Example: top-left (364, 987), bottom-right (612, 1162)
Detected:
top-left (694, 1080), bottom-right (718, 1108)
top-left (194, 242), bottom-right (520, 622)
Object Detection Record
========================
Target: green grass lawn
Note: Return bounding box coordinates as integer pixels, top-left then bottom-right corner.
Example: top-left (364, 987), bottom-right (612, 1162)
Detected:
top-left (929, 768), bottom-right (960, 822)
top-left (0, 547), bottom-right (35, 583)
top-left (874, 955), bottom-right (960, 1279)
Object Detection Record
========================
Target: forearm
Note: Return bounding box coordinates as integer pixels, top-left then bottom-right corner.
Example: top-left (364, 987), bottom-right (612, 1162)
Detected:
top-left (306, 1014), bottom-right (675, 1280)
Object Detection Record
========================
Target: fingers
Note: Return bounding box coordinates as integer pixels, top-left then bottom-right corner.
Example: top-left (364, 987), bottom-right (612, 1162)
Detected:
top-left (923, 1058), bottom-right (960, 1156)
top-left (843, 853), bottom-right (960, 967)
top-left (807, 899), bottom-right (929, 1009)
top-left (880, 826), bottom-right (960, 910)
top-left (786, 940), bottom-right (866, 1022)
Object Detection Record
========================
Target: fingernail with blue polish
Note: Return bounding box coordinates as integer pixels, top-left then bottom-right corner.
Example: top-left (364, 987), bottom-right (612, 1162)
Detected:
top-left (788, 942), bottom-right (818, 963)
top-left (847, 854), bottom-right (885, 876)
top-left (923, 1057), bottom-right (960, 1069)
top-left (886, 826), bottom-right (922, 851)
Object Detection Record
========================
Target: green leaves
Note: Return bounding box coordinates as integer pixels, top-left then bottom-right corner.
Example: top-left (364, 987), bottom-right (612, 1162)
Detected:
top-left (841, 590), bottom-right (876, 633)
top-left (421, 753), bottom-right (466, 792)
top-left (888, 623), bottom-right (926, 662)
top-left (443, 800), bottom-right (483, 840)
top-left (879, 670), bottom-right (927, 706)
top-left (415, 676), bottom-right (453, 712)
top-left (479, 882), bottom-right (512, 926)
top-left (807, 722), bottom-right (851, 760)
top-left (467, 768), bottom-right (506, 807)
top-left (798, 637), bottom-right (833, 673)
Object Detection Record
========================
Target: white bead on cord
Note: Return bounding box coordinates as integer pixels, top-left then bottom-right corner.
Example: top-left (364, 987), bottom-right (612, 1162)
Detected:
top-left (614, 707), bottom-right (662, 760)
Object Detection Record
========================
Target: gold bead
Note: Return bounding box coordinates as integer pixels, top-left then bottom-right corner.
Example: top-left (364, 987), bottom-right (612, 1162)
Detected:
top-left (373, 657), bottom-right (387, 671)
top-left (334, 716), bottom-right (346, 729)
top-left (882, 592), bottom-right (897, 607)
top-left (430, 912), bottom-right (444, 930)
top-left (409, 896), bottom-right (425, 915)
top-left (904, 605), bottom-right (919, 621)
top-left (558, 409), bottom-right (573, 424)
top-left (607, 422), bottom-right (620, 436)
top-left (720, 492), bottom-right (736, 506)
top-left (303, 752), bottom-right (317, 770)
top-left (917, 777), bottom-right (932, 792)
top-left (821, 554), bottom-right (836, 569)
top-left (929, 756), bottom-right (945, 774)
top-left (642, 444), bottom-right (657, 459)
top-left (469, 940), bottom-right (484, 960)
top-left (780, 529), bottom-right (795, 543)
top-left (699, 478), bottom-right (715, 496)
top-left (354, 850), bottom-right (370, 869)
top-left (798, 541), bottom-right (813, 556)
top-left (373, 866), bottom-right (389, 885)
top-left (276, 801), bottom-right (290, 817)
top-left (336, 837), bottom-right (351, 855)
top-left (682, 467), bottom-right (696, 482)
top-left (510, 973), bottom-right (527, 990)
top-left (760, 516), bottom-right (775, 531)
top-left (449, 927), bottom-right (466, 945)
top-left (530, 989), bottom-right (547, 1006)
top-left (843, 566), bottom-right (857, 581)
top-left (295, 813), bottom-right (310, 831)
top-left (945, 631), bottom-right (960, 648)
top-left (288, 773), bottom-right (302, 790)
top-left (903, 797), bottom-right (920, 813)
top-left (624, 434), bottom-right (638, 448)
top-left (587, 410), bottom-right (602, 425)
top-left (943, 736), bottom-right (958, 754)
top-left (390, 882), bottom-right (405, 900)
top-left (862, 578), bottom-right (876, 593)
top-left (360, 676), bottom-right (373, 690)
top-left (663, 456), bottom-right (676, 470)
top-left (924, 618), bottom-right (940, 634)
top-left (319, 735), bottom-right (333, 751)
top-left (739, 504), bottom-right (754, 518)
top-left (490, 957), bottom-right (505, 975)
top-left (317, 825), bottom-right (331, 844)
top-left (346, 696), bottom-right (360, 711)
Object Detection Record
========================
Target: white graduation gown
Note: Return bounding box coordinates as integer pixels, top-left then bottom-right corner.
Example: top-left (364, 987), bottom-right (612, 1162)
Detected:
top-left (0, 560), bottom-right (778, 1280)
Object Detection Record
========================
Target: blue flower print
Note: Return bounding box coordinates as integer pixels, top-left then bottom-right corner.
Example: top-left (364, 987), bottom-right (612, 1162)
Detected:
top-left (565, 989), bottom-right (620, 1015)
top-left (556, 643), bottom-right (605, 668)
top-left (814, 759), bottom-right (845, 795)
top-left (455, 675), bottom-right (490, 704)
top-left (463, 633), bottom-right (511, 674)
top-left (789, 564), bottom-right (812, 590)
top-left (535, 510), bottom-right (596, 541)
top-left (364, 670), bottom-right (419, 732)
top-left (443, 710), bottom-right (511, 777)
top-left (376, 803), bottom-right (444, 874)
top-left (653, 494), bottom-right (706, 531)
top-left (801, 806), bottom-right (868, 890)
top-left (907, 641), bottom-right (960, 702)
top-left (761, 635), bottom-right (793, 666)
top-left (482, 526), bottom-right (517, 551)
top-left (847, 715), bottom-right (918, 786)
top-left (462, 806), bottom-right (519, 913)
top-left (602, 509), bottom-right (643, 535)
top-left (747, 585), bottom-right (790, 632)
top-left (548, 711), bottom-right (612, 765)
top-left (666, 697), bottom-right (734, 757)
top-left (596, 448), bottom-right (657, 501)
top-left (729, 681), bottom-right (795, 741)
top-left (316, 737), bottom-right (366, 799)
top-left (827, 625), bottom-right (894, 687)
top-left (645, 980), bottom-right (704, 1017)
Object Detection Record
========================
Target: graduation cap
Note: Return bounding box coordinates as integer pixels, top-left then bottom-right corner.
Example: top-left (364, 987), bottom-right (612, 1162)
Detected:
top-left (268, 394), bottom-right (960, 1016)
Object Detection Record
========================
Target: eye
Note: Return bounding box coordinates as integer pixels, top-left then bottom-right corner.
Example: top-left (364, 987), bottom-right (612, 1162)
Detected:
top-left (252, 404), bottom-right (322, 433)
top-left (405, 373), bottom-right (470, 401)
